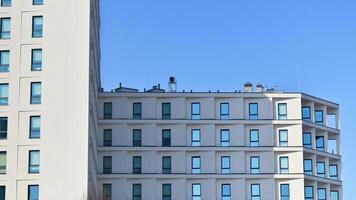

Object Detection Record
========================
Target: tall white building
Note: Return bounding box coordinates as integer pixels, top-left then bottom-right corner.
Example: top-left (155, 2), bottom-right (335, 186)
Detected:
top-left (0, 0), bottom-right (342, 200)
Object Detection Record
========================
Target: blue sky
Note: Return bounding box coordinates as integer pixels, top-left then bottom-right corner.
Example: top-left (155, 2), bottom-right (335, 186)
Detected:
top-left (100, 0), bottom-right (356, 198)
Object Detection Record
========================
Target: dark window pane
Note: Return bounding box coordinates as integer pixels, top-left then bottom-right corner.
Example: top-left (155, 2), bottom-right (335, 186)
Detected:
top-left (162, 129), bottom-right (171, 147)
top-left (28, 185), bottom-right (39, 200)
top-left (0, 117), bottom-right (7, 139)
top-left (103, 102), bottom-right (112, 119)
top-left (32, 16), bottom-right (43, 38)
top-left (31, 49), bottom-right (42, 71)
top-left (103, 156), bottom-right (112, 174)
top-left (162, 103), bottom-right (171, 119)
top-left (316, 136), bottom-right (324, 151)
top-left (162, 156), bottom-right (171, 174)
top-left (30, 116), bottom-right (40, 139)
top-left (103, 129), bottom-right (112, 146)
top-left (133, 129), bottom-right (142, 146)
top-left (29, 150), bottom-right (40, 173)
top-left (133, 156), bottom-right (142, 174)
top-left (133, 103), bottom-right (142, 119)
top-left (30, 82), bottom-right (41, 104)
top-left (103, 184), bottom-right (112, 200)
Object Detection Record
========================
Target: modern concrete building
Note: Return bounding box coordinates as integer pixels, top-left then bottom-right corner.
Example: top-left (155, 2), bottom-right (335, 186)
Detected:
top-left (0, 0), bottom-right (342, 200)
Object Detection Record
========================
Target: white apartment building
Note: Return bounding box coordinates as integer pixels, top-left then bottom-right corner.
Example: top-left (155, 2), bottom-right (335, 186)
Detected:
top-left (0, 0), bottom-right (342, 200)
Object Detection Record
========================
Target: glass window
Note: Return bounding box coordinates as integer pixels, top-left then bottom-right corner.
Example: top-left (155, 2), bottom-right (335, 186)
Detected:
top-left (103, 129), bottom-right (112, 146)
top-left (220, 129), bottom-right (230, 147)
top-left (162, 156), bottom-right (171, 174)
top-left (192, 184), bottom-right (201, 200)
top-left (32, 16), bottom-right (43, 38)
top-left (103, 102), bottom-right (112, 119)
top-left (192, 156), bottom-right (201, 174)
top-left (304, 159), bottom-right (313, 175)
top-left (222, 184), bottom-right (231, 200)
top-left (0, 117), bottom-right (7, 139)
top-left (251, 184), bottom-right (260, 200)
top-left (191, 103), bottom-right (200, 119)
top-left (191, 129), bottom-right (200, 147)
top-left (133, 184), bottom-right (141, 200)
top-left (250, 129), bottom-right (259, 147)
top-left (220, 103), bottom-right (229, 119)
top-left (0, 152), bottom-right (6, 174)
top-left (0, 84), bottom-right (8, 106)
top-left (162, 102), bottom-right (171, 119)
top-left (1, 0), bottom-right (11, 7)
top-left (133, 156), bottom-right (141, 174)
top-left (133, 129), bottom-right (142, 146)
top-left (29, 116), bottom-right (40, 139)
top-left (133, 102), bottom-right (142, 119)
top-left (302, 106), bottom-right (311, 121)
top-left (31, 49), bottom-right (42, 71)
top-left (162, 129), bottom-right (171, 147)
top-left (28, 185), bottom-right (39, 200)
top-left (279, 156), bottom-right (289, 174)
top-left (278, 103), bottom-right (287, 120)
top-left (280, 184), bottom-right (290, 200)
top-left (316, 136), bottom-right (324, 151)
top-left (317, 162), bottom-right (325, 178)
top-left (29, 150), bottom-right (40, 173)
top-left (315, 110), bottom-right (324, 125)
top-left (221, 156), bottom-right (230, 174)
top-left (329, 165), bottom-right (338, 180)
top-left (33, 0), bottom-right (43, 5)
top-left (0, 186), bottom-right (4, 200)
top-left (304, 186), bottom-right (314, 200)
top-left (250, 156), bottom-right (260, 174)
top-left (330, 191), bottom-right (339, 200)
top-left (279, 130), bottom-right (288, 147)
top-left (0, 51), bottom-right (9, 72)
top-left (30, 82), bottom-right (41, 104)
top-left (103, 156), bottom-right (112, 174)
top-left (102, 184), bottom-right (112, 200)
top-left (0, 18), bottom-right (10, 39)
top-left (162, 184), bottom-right (171, 200)
top-left (317, 188), bottom-right (326, 200)
top-left (303, 132), bottom-right (312, 148)
top-left (249, 103), bottom-right (258, 120)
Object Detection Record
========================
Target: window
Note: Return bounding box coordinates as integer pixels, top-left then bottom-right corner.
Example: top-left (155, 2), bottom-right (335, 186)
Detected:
top-left (0, 152), bottom-right (6, 174)
top-left (103, 129), bottom-right (112, 146)
top-left (0, 186), bottom-right (4, 200)
top-left (132, 129), bottom-right (142, 146)
top-left (33, 0), bottom-right (43, 5)
top-left (162, 184), bottom-right (171, 200)
top-left (0, 117), bottom-right (7, 139)
top-left (330, 191), bottom-right (339, 200)
top-left (251, 184), bottom-right (260, 200)
top-left (280, 184), bottom-right (290, 200)
top-left (133, 156), bottom-right (141, 174)
top-left (279, 129), bottom-right (288, 147)
top-left (220, 103), bottom-right (229, 119)
top-left (133, 102), bottom-right (142, 119)
top-left (103, 156), bottom-right (112, 174)
top-left (191, 129), bottom-right (200, 147)
top-left (133, 184), bottom-right (141, 200)
top-left (278, 103), bottom-right (287, 120)
top-left (317, 162), bottom-right (325, 177)
top-left (31, 49), bottom-right (42, 71)
top-left (249, 129), bottom-right (259, 147)
top-left (250, 156), bottom-right (260, 174)
top-left (162, 129), bottom-right (171, 147)
top-left (221, 156), bottom-right (230, 174)
top-left (191, 103), bottom-right (200, 119)
top-left (249, 103), bottom-right (258, 120)
top-left (1, 0), bottom-right (11, 7)
top-left (329, 165), bottom-right (338, 180)
top-left (162, 156), bottom-right (171, 174)
top-left (192, 184), bottom-right (201, 200)
top-left (30, 82), bottom-right (41, 104)
top-left (0, 84), bottom-right (8, 105)
top-left (304, 186), bottom-right (314, 200)
top-left (222, 184), bottom-right (231, 200)
top-left (304, 159), bottom-right (313, 175)
top-left (315, 110), bottom-right (324, 125)
top-left (29, 116), bottom-right (40, 139)
top-left (303, 132), bottom-right (312, 148)
top-left (32, 16), bottom-right (43, 38)
top-left (220, 129), bottom-right (230, 147)
top-left (0, 18), bottom-right (10, 39)
top-left (102, 184), bottom-right (112, 200)
top-left (316, 136), bottom-right (324, 151)
top-left (317, 188), bottom-right (326, 200)
top-left (28, 185), bottom-right (39, 200)
top-left (29, 150), bottom-right (40, 173)
top-left (192, 156), bottom-right (201, 174)
top-left (279, 156), bottom-right (289, 174)
top-left (103, 102), bottom-right (112, 119)
top-left (0, 51), bottom-right (9, 72)
top-left (302, 106), bottom-right (311, 121)
top-left (162, 103), bottom-right (171, 119)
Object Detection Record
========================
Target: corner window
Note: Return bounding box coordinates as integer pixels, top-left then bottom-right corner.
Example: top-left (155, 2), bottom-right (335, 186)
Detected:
top-left (279, 156), bottom-right (289, 174)
top-left (317, 162), bottom-right (325, 178)
top-left (329, 165), bottom-right (338, 180)
top-left (304, 186), bottom-right (314, 200)
top-left (133, 184), bottom-right (141, 200)
top-left (302, 106), bottom-right (311, 121)
top-left (0, 117), bottom-right (7, 139)
top-left (30, 82), bottom-right (41, 104)
top-left (317, 188), bottom-right (326, 200)
top-left (32, 16), bottom-right (43, 38)
top-left (0, 18), bottom-right (10, 39)
top-left (250, 156), bottom-right (260, 174)
top-left (103, 156), bottom-right (112, 174)
top-left (0, 50), bottom-right (9, 72)
top-left (28, 185), bottom-right (39, 200)
top-left (221, 156), bottom-right (230, 174)
top-left (162, 103), bottom-right (171, 119)
top-left (0, 152), bottom-right (6, 174)
top-left (31, 49), bottom-right (42, 71)
top-left (132, 129), bottom-right (142, 146)
top-left (133, 102), bottom-right (142, 119)
top-left (103, 102), bottom-right (112, 119)
top-left (1, 0), bottom-right (11, 7)
top-left (162, 129), bottom-right (171, 147)
top-left (29, 116), bottom-right (41, 139)
top-left (103, 129), bottom-right (112, 146)
top-left (249, 103), bottom-right (258, 120)
top-left (29, 150), bottom-right (40, 173)
top-left (279, 130), bottom-right (288, 147)
top-left (330, 191), bottom-right (339, 200)
top-left (162, 156), bottom-right (171, 174)
top-left (191, 103), bottom-right (200, 120)
top-left (251, 184), bottom-right (260, 200)
top-left (220, 129), bottom-right (230, 147)
top-left (278, 103), bottom-right (287, 120)
top-left (133, 156), bottom-right (141, 174)
top-left (316, 136), bottom-right (324, 151)
top-left (191, 129), bottom-right (200, 147)
top-left (162, 184), bottom-right (171, 200)
top-left (192, 184), bottom-right (201, 200)
top-left (33, 0), bottom-right (43, 5)
top-left (192, 156), bottom-right (201, 174)
top-left (280, 184), bottom-right (290, 200)
top-left (249, 129), bottom-right (259, 147)
top-left (102, 184), bottom-right (112, 200)
top-left (315, 110), bottom-right (324, 125)
top-left (303, 159), bottom-right (313, 175)
top-left (220, 103), bottom-right (229, 119)
top-left (222, 184), bottom-right (231, 200)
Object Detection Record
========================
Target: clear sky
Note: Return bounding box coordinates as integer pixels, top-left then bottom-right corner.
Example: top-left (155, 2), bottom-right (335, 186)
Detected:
top-left (100, 0), bottom-right (356, 198)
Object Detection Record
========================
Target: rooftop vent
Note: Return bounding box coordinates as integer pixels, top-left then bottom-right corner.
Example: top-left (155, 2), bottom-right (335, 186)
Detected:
top-left (146, 84), bottom-right (165, 93)
top-left (244, 82), bottom-right (253, 92)
top-left (114, 83), bottom-right (139, 93)
top-left (256, 83), bottom-right (264, 93)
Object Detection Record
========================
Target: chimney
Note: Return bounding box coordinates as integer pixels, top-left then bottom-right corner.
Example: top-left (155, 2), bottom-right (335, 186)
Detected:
top-left (244, 82), bottom-right (253, 92)
top-left (256, 83), bottom-right (264, 93)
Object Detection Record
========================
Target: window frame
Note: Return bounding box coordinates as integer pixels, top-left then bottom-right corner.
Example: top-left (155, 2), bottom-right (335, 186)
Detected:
top-left (315, 110), bottom-right (324, 125)
top-left (103, 102), bottom-right (112, 119)
top-left (133, 156), bottom-right (142, 174)
top-left (330, 190), bottom-right (339, 200)
top-left (278, 103), bottom-right (287, 120)
top-left (28, 184), bottom-right (39, 200)
top-left (0, 83), bottom-right (9, 105)
top-left (251, 184), bottom-right (260, 200)
top-left (0, 50), bottom-right (9, 73)
top-left (0, 17), bottom-right (10, 39)
top-left (0, 186), bottom-right (4, 200)
top-left (30, 82), bottom-right (41, 104)
top-left (303, 132), bottom-right (312, 148)
top-left (304, 186), bottom-right (314, 200)
top-left (279, 129), bottom-right (288, 147)
top-left (102, 184), bottom-right (112, 200)
top-left (31, 49), bottom-right (42, 71)
top-left (33, 0), bottom-right (44, 5)
top-left (192, 183), bottom-right (201, 200)
top-left (280, 184), bottom-right (290, 200)
top-left (316, 136), bottom-right (325, 151)
top-left (279, 156), bottom-right (289, 174)
top-left (0, 151), bottom-right (6, 174)
top-left (28, 150), bottom-right (40, 174)
top-left (103, 156), bottom-right (112, 174)
top-left (29, 115), bottom-right (41, 139)
top-left (162, 102), bottom-right (171, 120)
top-left (132, 129), bottom-right (142, 147)
top-left (162, 129), bottom-right (171, 147)
top-left (316, 162), bottom-right (325, 178)
top-left (317, 188), bottom-right (326, 200)
top-left (0, 117), bottom-right (7, 139)
top-left (32, 16), bottom-right (43, 38)
top-left (162, 156), bottom-right (171, 174)
top-left (303, 159), bottom-right (313, 175)
top-left (221, 184), bottom-right (231, 200)
top-left (329, 164), bottom-right (338, 180)
top-left (191, 129), bottom-right (201, 147)
top-left (250, 156), bottom-right (260, 174)
top-left (220, 129), bottom-right (230, 147)
top-left (103, 129), bottom-right (112, 147)
top-left (191, 156), bottom-right (201, 174)
top-left (162, 183), bottom-right (171, 200)
top-left (221, 156), bottom-right (230, 174)
top-left (220, 102), bottom-right (229, 120)
top-left (0, 0), bottom-right (11, 7)
top-left (302, 106), bottom-right (311, 121)
top-left (249, 129), bottom-right (259, 147)
top-left (132, 184), bottom-right (142, 200)
top-left (133, 102), bottom-right (142, 119)
top-left (191, 102), bottom-right (201, 120)
top-left (249, 103), bottom-right (258, 120)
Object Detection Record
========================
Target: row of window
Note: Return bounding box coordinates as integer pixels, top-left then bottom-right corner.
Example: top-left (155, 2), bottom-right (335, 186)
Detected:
top-left (0, 48), bottom-right (42, 72)
top-left (0, 185), bottom-right (39, 200)
top-left (0, 82), bottom-right (41, 105)
top-left (0, 150), bottom-right (39, 174)
top-left (302, 106), bottom-right (325, 125)
top-left (0, 115), bottom-right (41, 140)
top-left (304, 159), bottom-right (339, 180)
top-left (0, 0), bottom-right (43, 7)
top-left (0, 16), bottom-right (43, 40)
